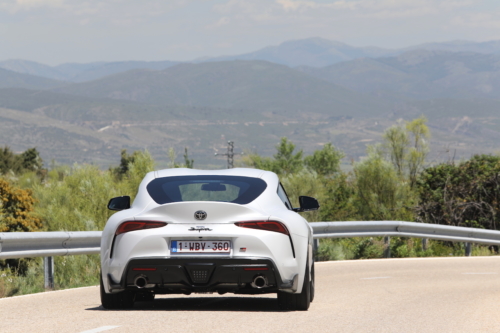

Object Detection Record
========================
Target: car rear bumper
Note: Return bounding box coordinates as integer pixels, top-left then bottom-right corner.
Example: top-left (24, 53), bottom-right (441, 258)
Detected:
top-left (107, 257), bottom-right (298, 295)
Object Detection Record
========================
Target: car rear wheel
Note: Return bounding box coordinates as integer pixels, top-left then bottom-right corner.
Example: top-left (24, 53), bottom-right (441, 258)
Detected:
top-left (277, 258), bottom-right (311, 311)
top-left (100, 273), bottom-right (135, 309)
top-left (310, 260), bottom-right (315, 303)
top-left (135, 290), bottom-right (155, 302)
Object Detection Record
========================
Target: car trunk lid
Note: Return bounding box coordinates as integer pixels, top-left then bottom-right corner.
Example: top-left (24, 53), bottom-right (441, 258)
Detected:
top-left (135, 201), bottom-right (268, 224)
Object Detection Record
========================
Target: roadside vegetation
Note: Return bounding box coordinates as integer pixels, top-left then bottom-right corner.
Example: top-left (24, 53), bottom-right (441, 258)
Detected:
top-left (1, 117), bottom-right (499, 297)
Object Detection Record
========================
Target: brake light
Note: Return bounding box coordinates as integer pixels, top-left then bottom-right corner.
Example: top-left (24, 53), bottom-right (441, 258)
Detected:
top-left (234, 221), bottom-right (289, 235)
top-left (115, 221), bottom-right (167, 235)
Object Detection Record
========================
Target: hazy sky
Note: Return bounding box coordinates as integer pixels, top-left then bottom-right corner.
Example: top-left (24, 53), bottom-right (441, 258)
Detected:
top-left (1, 0), bottom-right (499, 65)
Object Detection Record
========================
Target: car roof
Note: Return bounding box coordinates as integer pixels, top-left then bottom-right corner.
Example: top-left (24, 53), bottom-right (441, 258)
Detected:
top-left (133, 168), bottom-right (282, 210)
top-left (154, 168), bottom-right (271, 179)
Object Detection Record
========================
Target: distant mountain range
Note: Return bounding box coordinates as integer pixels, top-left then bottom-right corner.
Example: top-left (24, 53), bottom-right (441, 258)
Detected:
top-left (3, 38), bottom-right (500, 82)
top-left (300, 50), bottom-right (500, 100)
top-left (0, 59), bottom-right (179, 83)
top-left (2, 37), bottom-right (500, 168)
top-left (203, 38), bottom-right (500, 68)
top-left (403, 40), bottom-right (500, 54)
top-left (197, 38), bottom-right (397, 68)
top-left (53, 61), bottom-right (390, 118)
top-left (0, 67), bottom-right (65, 90)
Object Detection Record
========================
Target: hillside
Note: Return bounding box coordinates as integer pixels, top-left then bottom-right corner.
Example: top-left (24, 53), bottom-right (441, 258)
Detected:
top-left (201, 37), bottom-right (396, 67)
top-left (0, 59), bottom-right (67, 81)
top-left (405, 40), bottom-right (500, 54)
top-left (0, 60), bottom-right (180, 82)
top-left (300, 50), bottom-right (500, 100)
top-left (1, 50), bottom-right (500, 168)
top-left (2, 99), bottom-right (500, 169)
top-left (0, 67), bottom-right (66, 90)
top-left (201, 38), bottom-right (500, 68)
top-left (4, 38), bottom-right (500, 82)
top-left (0, 88), bottom-right (267, 123)
top-left (55, 60), bottom-right (180, 82)
top-left (54, 60), bottom-right (390, 118)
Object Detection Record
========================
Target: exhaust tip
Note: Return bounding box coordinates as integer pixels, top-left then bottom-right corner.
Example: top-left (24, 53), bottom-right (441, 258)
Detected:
top-left (134, 275), bottom-right (148, 288)
top-left (251, 275), bottom-right (268, 289)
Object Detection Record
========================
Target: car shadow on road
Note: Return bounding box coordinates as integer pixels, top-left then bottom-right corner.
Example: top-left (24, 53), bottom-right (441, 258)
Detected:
top-left (86, 296), bottom-right (289, 312)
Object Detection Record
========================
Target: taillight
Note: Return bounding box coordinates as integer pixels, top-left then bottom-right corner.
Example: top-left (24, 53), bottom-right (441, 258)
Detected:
top-left (115, 221), bottom-right (167, 235)
top-left (234, 221), bottom-right (289, 235)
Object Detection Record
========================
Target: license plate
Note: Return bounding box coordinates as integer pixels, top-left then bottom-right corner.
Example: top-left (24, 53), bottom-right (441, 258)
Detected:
top-left (171, 240), bottom-right (231, 253)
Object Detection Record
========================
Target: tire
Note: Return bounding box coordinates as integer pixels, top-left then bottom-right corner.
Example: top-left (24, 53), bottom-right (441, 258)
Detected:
top-left (310, 260), bottom-right (315, 303)
top-left (135, 290), bottom-right (155, 302)
top-left (278, 257), bottom-right (311, 311)
top-left (100, 273), bottom-right (135, 309)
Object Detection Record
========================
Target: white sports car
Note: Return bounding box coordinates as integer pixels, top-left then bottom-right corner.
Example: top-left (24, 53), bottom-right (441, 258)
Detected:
top-left (100, 168), bottom-right (319, 310)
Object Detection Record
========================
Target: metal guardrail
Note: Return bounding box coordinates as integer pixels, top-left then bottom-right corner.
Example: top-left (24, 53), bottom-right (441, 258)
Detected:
top-left (311, 221), bottom-right (500, 245)
top-left (2, 222), bottom-right (499, 289)
top-left (0, 231), bottom-right (101, 259)
top-left (1, 221), bottom-right (500, 260)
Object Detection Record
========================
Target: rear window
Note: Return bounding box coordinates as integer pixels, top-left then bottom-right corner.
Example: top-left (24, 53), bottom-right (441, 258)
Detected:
top-left (146, 175), bottom-right (267, 204)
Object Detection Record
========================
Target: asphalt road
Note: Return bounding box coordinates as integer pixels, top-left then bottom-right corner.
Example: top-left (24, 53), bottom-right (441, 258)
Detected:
top-left (1, 256), bottom-right (500, 333)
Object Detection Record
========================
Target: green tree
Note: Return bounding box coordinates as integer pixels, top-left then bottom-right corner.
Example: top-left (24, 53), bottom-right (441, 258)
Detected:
top-left (406, 117), bottom-right (430, 187)
top-left (167, 147), bottom-right (194, 168)
top-left (167, 148), bottom-right (180, 168)
top-left (304, 143), bottom-right (344, 177)
top-left (318, 173), bottom-right (358, 222)
top-left (382, 116), bottom-right (430, 187)
top-left (0, 147), bottom-right (21, 175)
top-left (183, 147), bottom-right (194, 168)
top-left (243, 137), bottom-right (304, 175)
top-left (111, 149), bottom-right (139, 179)
top-left (0, 147), bottom-right (43, 175)
top-left (242, 153), bottom-right (276, 172)
top-left (20, 148), bottom-right (43, 172)
top-left (273, 137), bottom-right (303, 175)
top-left (353, 148), bottom-right (415, 221)
top-left (126, 150), bottom-right (156, 197)
top-left (417, 154), bottom-right (500, 230)
top-left (383, 123), bottom-right (408, 177)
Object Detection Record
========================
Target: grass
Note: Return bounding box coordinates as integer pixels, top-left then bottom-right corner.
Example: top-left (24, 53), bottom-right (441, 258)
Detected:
top-left (0, 259), bottom-right (45, 298)
top-left (0, 255), bottom-right (100, 298)
top-left (315, 237), bottom-right (498, 261)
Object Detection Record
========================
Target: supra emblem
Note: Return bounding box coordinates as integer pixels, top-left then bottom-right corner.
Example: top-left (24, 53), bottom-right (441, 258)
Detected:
top-left (189, 226), bottom-right (213, 232)
top-left (194, 210), bottom-right (207, 220)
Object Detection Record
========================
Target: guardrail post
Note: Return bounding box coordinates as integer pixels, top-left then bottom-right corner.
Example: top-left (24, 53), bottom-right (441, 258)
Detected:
top-left (313, 239), bottom-right (319, 261)
top-left (422, 238), bottom-right (428, 251)
top-left (465, 243), bottom-right (472, 257)
top-left (383, 236), bottom-right (391, 258)
top-left (44, 256), bottom-right (54, 289)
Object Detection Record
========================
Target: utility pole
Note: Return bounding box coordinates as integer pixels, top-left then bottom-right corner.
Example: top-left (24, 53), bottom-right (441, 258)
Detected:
top-left (215, 141), bottom-right (243, 168)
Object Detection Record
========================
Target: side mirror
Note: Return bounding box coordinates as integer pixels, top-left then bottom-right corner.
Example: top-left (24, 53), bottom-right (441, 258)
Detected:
top-left (107, 196), bottom-right (131, 211)
top-left (293, 196), bottom-right (320, 212)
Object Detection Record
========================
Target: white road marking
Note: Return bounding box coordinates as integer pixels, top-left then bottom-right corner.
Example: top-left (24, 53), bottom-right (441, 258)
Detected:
top-left (360, 276), bottom-right (391, 280)
top-left (80, 326), bottom-right (120, 333)
top-left (462, 272), bottom-right (498, 275)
